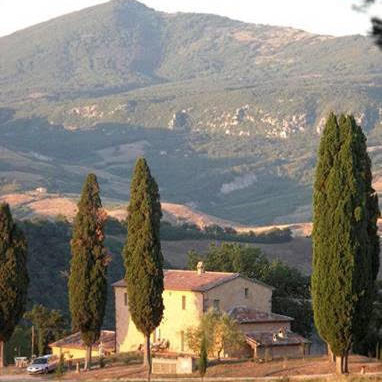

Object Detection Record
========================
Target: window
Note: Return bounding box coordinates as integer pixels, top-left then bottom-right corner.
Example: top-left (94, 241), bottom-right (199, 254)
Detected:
top-left (213, 299), bottom-right (220, 311)
top-left (182, 295), bottom-right (186, 310)
top-left (124, 293), bottom-right (128, 306)
top-left (180, 331), bottom-right (185, 352)
top-left (244, 288), bottom-right (249, 299)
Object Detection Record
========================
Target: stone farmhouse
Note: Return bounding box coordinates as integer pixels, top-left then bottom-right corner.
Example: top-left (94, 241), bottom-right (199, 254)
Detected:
top-left (113, 262), bottom-right (309, 360)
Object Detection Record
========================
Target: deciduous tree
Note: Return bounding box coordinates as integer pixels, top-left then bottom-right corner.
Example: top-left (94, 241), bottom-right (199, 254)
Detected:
top-left (24, 304), bottom-right (66, 356)
top-left (356, 1), bottom-right (382, 48)
top-left (186, 310), bottom-right (244, 359)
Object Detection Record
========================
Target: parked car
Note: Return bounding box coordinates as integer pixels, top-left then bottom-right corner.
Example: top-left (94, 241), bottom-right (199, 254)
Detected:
top-left (27, 355), bottom-right (58, 374)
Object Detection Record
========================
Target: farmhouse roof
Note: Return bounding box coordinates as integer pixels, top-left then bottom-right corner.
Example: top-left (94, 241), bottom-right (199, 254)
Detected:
top-left (229, 306), bottom-right (293, 324)
top-left (246, 331), bottom-right (310, 347)
top-left (112, 269), bottom-right (260, 292)
top-left (112, 269), bottom-right (240, 292)
top-left (49, 330), bottom-right (115, 351)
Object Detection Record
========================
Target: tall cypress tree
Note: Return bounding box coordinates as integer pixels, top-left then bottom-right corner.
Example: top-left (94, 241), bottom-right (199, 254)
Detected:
top-left (124, 158), bottom-right (164, 374)
top-left (0, 203), bottom-right (28, 368)
top-left (312, 113), bottom-right (379, 374)
top-left (350, 116), bottom-right (380, 351)
top-left (68, 174), bottom-right (108, 371)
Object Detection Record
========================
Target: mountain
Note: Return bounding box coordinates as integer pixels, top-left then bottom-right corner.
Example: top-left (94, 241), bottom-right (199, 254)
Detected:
top-left (0, 0), bottom-right (381, 225)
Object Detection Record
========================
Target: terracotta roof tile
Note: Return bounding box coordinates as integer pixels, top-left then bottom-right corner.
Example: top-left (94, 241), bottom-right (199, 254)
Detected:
top-left (49, 330), bottom-right (115, 352)
top-left (229, 306), bottom-right (293, 324)
top-left (246, 331), bottom-right (310, 347)
top-left (112, 270), bottom-right (240, 292)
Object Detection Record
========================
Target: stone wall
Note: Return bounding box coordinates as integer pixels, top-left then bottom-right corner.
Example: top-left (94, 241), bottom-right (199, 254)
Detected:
top-left (255, 344), bottom-right (309, 360)
top-left (152, 356), bottom-right (196, 374)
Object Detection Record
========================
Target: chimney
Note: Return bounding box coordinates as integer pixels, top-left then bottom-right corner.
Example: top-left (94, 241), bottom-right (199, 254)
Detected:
top-left (197, 261), bottom-right (205, 275)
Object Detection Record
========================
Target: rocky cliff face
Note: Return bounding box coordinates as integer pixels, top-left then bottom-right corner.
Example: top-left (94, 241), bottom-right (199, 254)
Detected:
top-left (168, 111), bottom-right (192, 131)
top-left (0, 0), bottom-right (381, 225)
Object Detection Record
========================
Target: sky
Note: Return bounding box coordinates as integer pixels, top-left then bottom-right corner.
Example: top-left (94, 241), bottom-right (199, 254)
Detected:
top-left (0, 0), bottom-right (381, 38)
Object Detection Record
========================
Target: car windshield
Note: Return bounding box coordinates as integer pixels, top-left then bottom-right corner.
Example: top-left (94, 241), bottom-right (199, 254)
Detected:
top-left (33, 358), bottom-right (48, 365)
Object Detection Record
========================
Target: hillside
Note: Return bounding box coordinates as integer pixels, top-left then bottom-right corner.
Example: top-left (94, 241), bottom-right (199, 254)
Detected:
top-left (0, 191), bottom-right (315, 236)
top-left (0, 191), bottom-right (234, 225)
top-left (0, 0), bottom-right (381, 225)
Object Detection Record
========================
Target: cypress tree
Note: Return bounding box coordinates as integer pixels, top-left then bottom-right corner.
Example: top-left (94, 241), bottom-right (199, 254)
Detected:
top-left (199, 335), bottom-right (208, 381)
top-left (0, 203), bottom-right (28, 368)
top-left (124, 158), bottom-right (164, 374)
top-left (68, 174), bottom-right (108, 371)
top-left (312, 113), bottom-right (379, 374)
top-left (350, 116), bottom-right (380, 352)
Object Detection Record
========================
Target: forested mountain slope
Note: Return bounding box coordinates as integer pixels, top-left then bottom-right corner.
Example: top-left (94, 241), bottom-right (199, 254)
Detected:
top-left (0, 0), bottom-right (381, 224)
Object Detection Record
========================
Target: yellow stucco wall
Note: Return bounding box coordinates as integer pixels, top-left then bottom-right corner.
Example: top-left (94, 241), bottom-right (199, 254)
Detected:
top-left (115, 286), bottom-right (142, 353)
top-left (159, 289), bottom-right (204, 353)
top-left (115, 288), bottom-right (203, 353)
top-left (203, 277), bottom-right (272, 313)
top-left (50, 346), bottom-right (100, 360)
